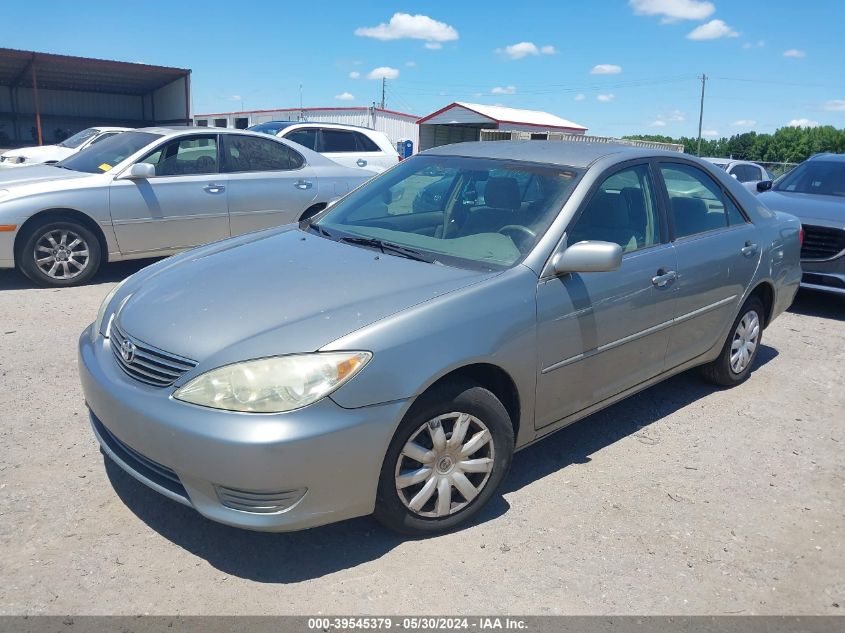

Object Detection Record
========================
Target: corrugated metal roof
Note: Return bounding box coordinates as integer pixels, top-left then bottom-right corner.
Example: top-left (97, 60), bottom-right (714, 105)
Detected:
top-left (418, 102), bottom-right (587, 131)
top-left (0, 48), bottom-right (190, 95)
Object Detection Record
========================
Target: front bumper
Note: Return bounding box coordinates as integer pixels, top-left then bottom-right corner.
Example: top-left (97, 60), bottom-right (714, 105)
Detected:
top-left (800, 257), bottom-right (845, 296)
top-left (79, 325), bottom-right (408, 531)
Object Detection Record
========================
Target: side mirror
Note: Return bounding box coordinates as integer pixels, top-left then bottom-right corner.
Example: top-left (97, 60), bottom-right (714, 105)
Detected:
top-left (120, 163), bottom-right (155, 179)
top-left (731, 173), bottom-right (738, 179)
top-left (756, 180), bottom-right (773, 192)
top-left (553, 240), bottom-right (623, 275)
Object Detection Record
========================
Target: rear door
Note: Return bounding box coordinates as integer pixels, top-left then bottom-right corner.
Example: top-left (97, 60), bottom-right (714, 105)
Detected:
top-left (656, 161), bottom-right (761, 369)
top-left (534, 162), bottom-right (678, 429)
top-left (221, 134), bottom-right (317, 235)
top-left (108, 134), bottom-right (229, 254)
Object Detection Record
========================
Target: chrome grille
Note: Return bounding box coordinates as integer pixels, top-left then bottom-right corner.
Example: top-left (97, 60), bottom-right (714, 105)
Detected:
top-left (110, 323), bottom-right (196, 387)
top-left (216, 486), bottom-right (307, 514)
top-left (801, 225), bottom-right (845, 261)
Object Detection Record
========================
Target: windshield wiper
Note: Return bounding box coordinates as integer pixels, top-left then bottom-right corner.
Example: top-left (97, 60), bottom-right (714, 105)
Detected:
top-left (338, 236), bottom-right (438, 264)
top-left (303, 221), bottom-right (335, 238)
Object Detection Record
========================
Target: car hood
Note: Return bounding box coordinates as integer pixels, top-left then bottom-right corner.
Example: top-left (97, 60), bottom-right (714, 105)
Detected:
top-left (758, 190), bottom-right (845, 226)
top-left (116, 227), bottom-right (496, 363)
top-left (1, 144), bottom-right (73, 162)
top-left (0, 163), bottom-right (94, 187)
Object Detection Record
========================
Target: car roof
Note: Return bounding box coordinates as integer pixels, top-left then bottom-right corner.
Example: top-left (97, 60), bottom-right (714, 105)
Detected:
top-left (422, 140), bottom-right (690, 169)
top-left (808, 152), bottom-right (845, 162)
top-left (136, 126), bottom-right (276, 138)
top-left (258, 120), bottom-right (383, 134)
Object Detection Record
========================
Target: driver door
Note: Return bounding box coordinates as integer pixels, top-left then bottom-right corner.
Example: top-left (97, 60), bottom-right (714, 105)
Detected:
top-left (109, 134), bottom-right (230, 255)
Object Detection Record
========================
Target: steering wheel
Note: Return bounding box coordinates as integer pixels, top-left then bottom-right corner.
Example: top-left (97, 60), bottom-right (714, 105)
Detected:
top-left (498, 225), bottom-right (536, 242)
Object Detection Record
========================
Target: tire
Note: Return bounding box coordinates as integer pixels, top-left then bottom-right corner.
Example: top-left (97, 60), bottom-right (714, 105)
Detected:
top-left (17, 218), bottom-right (102, 287)
top-left (373, 379), bottom-right (514, 535)
top-left (701, 295), bottom-right (764, 387)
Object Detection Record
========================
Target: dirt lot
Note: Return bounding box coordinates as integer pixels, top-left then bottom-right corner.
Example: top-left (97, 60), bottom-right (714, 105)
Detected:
top-left (0, 262), bottom-right (842, 615)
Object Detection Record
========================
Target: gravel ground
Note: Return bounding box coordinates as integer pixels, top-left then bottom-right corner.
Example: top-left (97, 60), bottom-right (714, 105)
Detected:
top-left (0, 262), bottom-right (843, 615)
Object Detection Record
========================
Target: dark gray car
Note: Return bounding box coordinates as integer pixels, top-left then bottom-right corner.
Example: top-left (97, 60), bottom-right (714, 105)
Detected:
top-left (757, 153), bottom-right (845, 296)
top-left (79, 141), bottom-right (802, 535)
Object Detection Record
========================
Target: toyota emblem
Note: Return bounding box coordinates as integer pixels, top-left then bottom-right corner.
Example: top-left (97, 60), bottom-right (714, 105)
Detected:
top-left (120, 338), bottom-right (136, 363)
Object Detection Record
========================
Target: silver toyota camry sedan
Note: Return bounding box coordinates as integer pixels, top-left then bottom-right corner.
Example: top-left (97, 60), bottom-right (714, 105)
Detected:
top-left (0, 128), bottom-right (369, 286)
top-left (78, 141), bottom-right (802, 535)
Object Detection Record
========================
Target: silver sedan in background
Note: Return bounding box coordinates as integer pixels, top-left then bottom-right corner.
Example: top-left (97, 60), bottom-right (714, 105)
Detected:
top-left (0, 128), bottom-right (370, 286)
top-left (79, 141), bottom-right (802, 535)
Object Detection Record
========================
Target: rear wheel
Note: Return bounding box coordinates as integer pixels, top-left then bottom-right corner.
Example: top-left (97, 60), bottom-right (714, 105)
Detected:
top-left (374, 380), bottom-right (514, 535)
top-left (18, 219), bottom-right (101, 287)
top-left (701, 296), bottom-right (764, 387)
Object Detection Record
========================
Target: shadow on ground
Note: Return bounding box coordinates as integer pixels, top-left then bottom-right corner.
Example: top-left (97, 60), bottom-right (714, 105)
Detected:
top-left (0, 259), bottom-right (160, 291)
top-left (788, 289), bottom-right (845, 321)
top-left (104, 344), bottom-right (778, 583)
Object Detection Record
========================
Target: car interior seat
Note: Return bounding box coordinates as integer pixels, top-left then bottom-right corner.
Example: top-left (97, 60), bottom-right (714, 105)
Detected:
top-left (570, 191), bottom-right (637, 251)
top-left (458, 176), bottom-right (522, 236)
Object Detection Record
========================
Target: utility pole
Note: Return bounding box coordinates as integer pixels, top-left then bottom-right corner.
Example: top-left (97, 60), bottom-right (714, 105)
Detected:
top-left (380, 77), bottom-right (386, 109)
top-left (696, 73), bottom-right (707, 156)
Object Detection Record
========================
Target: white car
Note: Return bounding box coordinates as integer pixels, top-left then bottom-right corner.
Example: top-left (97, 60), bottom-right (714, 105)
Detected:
top-left (247, 121), bottom-right (399, 173)
top-left (702, 158), bottom-right (773, 192)
top-left (0, 127), bottom-right (130, 168)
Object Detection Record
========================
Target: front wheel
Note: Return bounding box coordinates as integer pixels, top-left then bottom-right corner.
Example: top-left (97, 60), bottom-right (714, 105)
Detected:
top-left (701, 296), bottom-right (764, 387)
top-left (18, 219), bottom-right (102, 287)
top-left (374, 380), bottom-right (514, 535)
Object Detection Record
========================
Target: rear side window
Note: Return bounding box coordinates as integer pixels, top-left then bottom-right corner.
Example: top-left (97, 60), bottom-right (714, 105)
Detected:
top-left (660, 163), bottom-right (731, 239)
top-left (320, 129), bottom-right (358, 152)
top-left (354, 132), bottom-right (380, 152)
top-left (284, 128), bottom-right (318, 150)
top-left (222, 135), bottom-right (304, 172)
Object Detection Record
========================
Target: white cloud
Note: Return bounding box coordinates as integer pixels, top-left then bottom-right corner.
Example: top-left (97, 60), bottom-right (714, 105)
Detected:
top-left (629, 0), bottom-right (715, 23)
top-left (702, 129), bottom-right (720, 137)
top-left (334, 92), bottom-right (355, 101)
top-left (348, 71), bottom-right (360, 79)
top-left (783, 49), bottom-right (806, 58)
top-left (425, 42), bottom-right (442, 50)
top-left (597, 93), bottom-right (615, 102)
top-left (687, 19), bottom-right (739, 40)
top-left (355, 13), bottom-right (458, 43)
top-left (366, 66), bottom-right (400, 80)
top-left (742, 40), bottom-right (765, 49)
top-left (591, 64), bottom-right (622, 74)
top-left (405, 61), bottom-right (417, 67)
top-left (650, 120), bottom-right (667, 127)
top-left (732, 119), bottom-right (757, 126)
top-left (823, 100), bottom-right (845, 112)
top-left (499, 41), bottom-right (556, 60)
top-left (574, 93), bottom-right (586, 101)
top-left (229, 95), bottom-right (241, 101)
top-left (787, 118), bottom-right (819, 128)
top-left (651, 109), bottom-right (685, 126)
top-left (491, 85), bottom-right (517, 95)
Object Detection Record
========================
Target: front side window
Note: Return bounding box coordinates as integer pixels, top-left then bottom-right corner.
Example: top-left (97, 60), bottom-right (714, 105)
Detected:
top-left (311, 155), bottom-right (581, 270)
top-left (660, 163), bottom-right (731, 238)
top-left (58, 128), bottom-right (100, 149)
top-left (284, 128), bottom-right (318, 150)
top-left (774, 160), bottom-right (845, 197)
top-left (58, 131), bottom-right (162, 174)
top-left (569, 164), bottom-right (660, 253)
top-left (139, 135), bottom-right (219, 176)
top-left (221, 135), bottom-right (304, 172)
top-left (730, 164), bottom-right (758, 183)
top-left (320, 129), bottom-right (357, 152)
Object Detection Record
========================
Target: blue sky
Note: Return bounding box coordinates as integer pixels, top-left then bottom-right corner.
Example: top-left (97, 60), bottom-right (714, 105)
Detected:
top-left (4, 0), bottom-right (844, 137)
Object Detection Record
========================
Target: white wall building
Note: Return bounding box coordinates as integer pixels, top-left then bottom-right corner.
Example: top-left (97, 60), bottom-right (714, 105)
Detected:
top-left (195, 106), bottom-right (419, 151)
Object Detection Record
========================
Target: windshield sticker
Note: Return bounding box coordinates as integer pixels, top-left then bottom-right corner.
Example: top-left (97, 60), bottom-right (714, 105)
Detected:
top-left (98, 163), bottom-right (113, 172)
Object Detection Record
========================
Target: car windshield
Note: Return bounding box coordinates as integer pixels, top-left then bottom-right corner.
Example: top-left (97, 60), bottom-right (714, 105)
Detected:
top-left (310, 155), bottom-right (581, 270)
top-left (58, 128), bottom-right (100, 149)
top-left (247, 121), bottom-right (298, 136)
top-left (774, 160), bottom-right (845, 197)
top-left (57, 132), bottom-right (162, 174)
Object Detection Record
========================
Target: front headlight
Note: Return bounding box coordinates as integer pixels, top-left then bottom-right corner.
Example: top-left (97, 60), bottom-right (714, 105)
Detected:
top-left (91, 278), bottom-right (129, 340)
top-left (173, 352), bottom-right (372, 413)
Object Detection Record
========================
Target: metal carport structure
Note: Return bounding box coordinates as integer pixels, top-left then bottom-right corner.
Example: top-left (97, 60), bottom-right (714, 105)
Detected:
top-left (0, 48), bottom-right (191, 146)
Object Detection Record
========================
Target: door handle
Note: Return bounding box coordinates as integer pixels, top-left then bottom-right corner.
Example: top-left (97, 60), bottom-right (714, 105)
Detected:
top-left (294, 180), bottom-right (313, 190)
top-left (356, 159), bottom-right (368, 167)
top-left (741, 241), bottom-right (758, 257)
top-left (652, 269), bottom-right (678, 288)
top-left (203, 183), bottom-right (225, 193)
